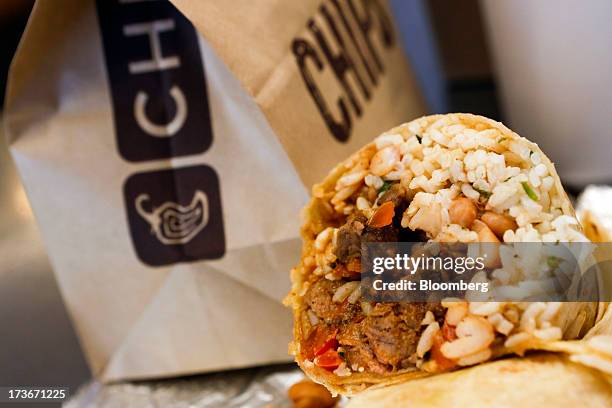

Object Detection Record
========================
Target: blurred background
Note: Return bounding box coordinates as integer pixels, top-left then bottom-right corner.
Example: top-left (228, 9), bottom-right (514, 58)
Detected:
top-left (0, 0), bottom-right (610, 402)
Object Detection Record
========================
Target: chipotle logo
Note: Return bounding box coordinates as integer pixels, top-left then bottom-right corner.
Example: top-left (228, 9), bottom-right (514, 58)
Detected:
top-left (96, 0), bottom-right (225, 266)
top-left (124, 166), bottom-right (225, 266)
top-left (292, 0), bottom-right (395, 142)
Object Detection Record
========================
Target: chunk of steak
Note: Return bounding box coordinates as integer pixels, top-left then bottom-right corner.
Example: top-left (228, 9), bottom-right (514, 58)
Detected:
top-left (306, 287), bottom-right (444, 372)
top-left (396, 303), bottom-right (444, 329)
top-left (334, 185), bottom-right (416, 263)
top-left (361, 224), bottom-right (398, 243)
top-left (362, 305), bottom-right (418, 368)
top-left (305, 279), bottom-right (357, 324)
top-left (344, 343), bottom-right (388, 374)
top-left (361, 303), bottom-right (441, 369)
top-left (308, 184), bottom-right (442, 374)
top-left (337, 317), bottom-right (388, 374)
top-left (334, 213), bottom-right (367, 263)
top-left (378, 183), bottom-right (406, 208)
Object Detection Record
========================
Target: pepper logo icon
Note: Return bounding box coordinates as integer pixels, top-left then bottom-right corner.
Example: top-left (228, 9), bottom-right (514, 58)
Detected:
top-left (124, 165), bottom-right (225, 266)
top-left (135, 190), bottom-right (209, 245)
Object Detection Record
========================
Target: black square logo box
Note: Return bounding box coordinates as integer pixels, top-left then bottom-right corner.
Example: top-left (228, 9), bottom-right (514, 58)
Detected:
top-left (96, 0), bottom-right (213, 162)
top-left (124, 165), bottom-right (225, 266)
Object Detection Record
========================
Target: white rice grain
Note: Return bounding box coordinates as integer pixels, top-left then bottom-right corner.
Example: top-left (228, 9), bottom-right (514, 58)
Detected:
top-left (375, 133), bottom-right (404, 149)
top-left (365, 174), bottom-right (384, 190)
top-left (347, 285), bottom-right (362, 304)
top-left (314, 227), bottom-right (333, 251)
top-left (417, 322), bottom-right (440, 358)
top-left (331, 184), bottom-right (359, 204)
top-left (469, 302), bottom-right (501, 316)
top-left (336, 169), bottom-right (367, 189)
top-left (307, 309), bottom-right (319, 325)
top-left (533, 327), bottom-right (562, 341)
top-left (356, 196), bottom-right (371, 211)
top-left (488, 313), bottom-right (514, 335)
top-left (360, 301), bottom-right (373, 316)
top-left (457, 348), bottom-right (492, 366)
top-left (370, 146), bottom-right (400, 176)
top-left (332, 281), bottom-right (360, 303)
top-left (519, 302), bottom-right (546, 332)
top-left (333, 362), bottom-right (352, 377)
top-left (461, 183), bottom-right (480, 200)
top-left (445, 302), bottom-right (468, 325)
top-left (538, 302), bottom-right (562, 324)
top-left (441, 316), bottom-right (494, 359)
top-left (421, 310), bottom-right (435, 326)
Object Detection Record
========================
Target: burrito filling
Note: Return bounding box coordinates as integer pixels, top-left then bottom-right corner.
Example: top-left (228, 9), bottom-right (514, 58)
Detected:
top-left (298, 116), bottom-right (588, 377)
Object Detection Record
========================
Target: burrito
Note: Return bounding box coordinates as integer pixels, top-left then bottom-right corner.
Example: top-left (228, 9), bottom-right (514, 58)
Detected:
top-left (285, 113), bottom-right (601, 394)
top-left (346, 353), bottom-right (612, 408)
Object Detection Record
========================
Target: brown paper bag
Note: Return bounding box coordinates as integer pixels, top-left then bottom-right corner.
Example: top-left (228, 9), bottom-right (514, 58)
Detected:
top-left (4, 0), bottom-right (424, 381)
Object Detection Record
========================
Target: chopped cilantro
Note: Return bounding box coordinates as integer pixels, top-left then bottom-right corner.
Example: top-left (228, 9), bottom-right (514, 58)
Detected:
top-left (521, 182), bottom-right (538, 201)
top-left (378, 181), bottom-right (392, 194)
top-left (547, 256), bottom-right (562, 270)
top-left (416, 135), bottom-right (422, 144)
top-left (338, 350), bottom-right (346, 360)
top-left (473, 186), bottom-right (492, 198)
top-left (497, 137), bottom-right (508, 143)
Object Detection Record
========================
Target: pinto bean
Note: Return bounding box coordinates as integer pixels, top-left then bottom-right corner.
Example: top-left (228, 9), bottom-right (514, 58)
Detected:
top-left (449, 197), bottom-right (477, 228)
top-left (472, 220), bottom-right (501, 268)
top-left (288, 380), bottom-right (337, 408)
top-left (294, 397), bottom-right (330, 408)
top-left (481, 211), bottom-right (517, 239)
top-left (472, 220), bottom-right (500, 243)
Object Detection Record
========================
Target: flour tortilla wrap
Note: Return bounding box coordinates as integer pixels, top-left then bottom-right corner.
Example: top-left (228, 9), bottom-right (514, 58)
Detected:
top-left (344, 308), bottom-right (612, 406)
top-left (285, 114), bottom-right (602, 394)
top-left (346, 353), bottom-right (612, 408)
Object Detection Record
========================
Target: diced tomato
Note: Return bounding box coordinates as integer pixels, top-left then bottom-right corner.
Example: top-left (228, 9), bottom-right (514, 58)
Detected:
top-left (368, 201), bottom-right (395, 228)
top-left (315, 336), bottom-right (338, 357)
top-left (314, 349), bottom-right (343, 370)
top-left (304, 326), bottom-right (337, 360)
top-left (430, 331), bottom-right (457, 372)
top-left (442, 321), bottom-right (457, 341)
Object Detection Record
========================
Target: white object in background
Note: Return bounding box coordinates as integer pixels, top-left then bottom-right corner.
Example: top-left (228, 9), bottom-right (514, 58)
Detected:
top-left (576, 185), bottom-right (612, 242)
top-left (481, 0), bottom-right (612, 186)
